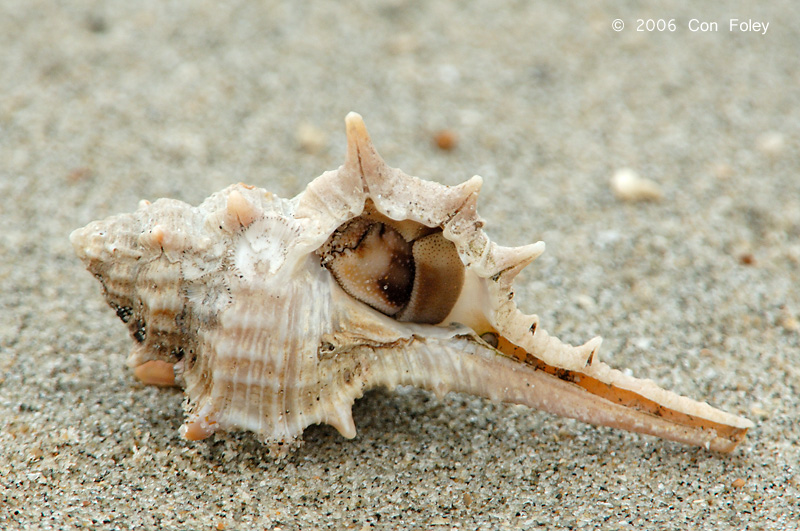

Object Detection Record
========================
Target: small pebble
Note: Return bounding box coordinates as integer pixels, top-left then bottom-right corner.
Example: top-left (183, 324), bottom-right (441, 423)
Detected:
top-left (463, 492), bottom-right (473, 506)
top-left (731, 478), bottom-right (746, 489)
top-left (756, 131), bottom-right (785, 157)
top-left (433, 129), bottom-right (458, 151)
top-left (611, 168), bottom-right (663, 201)
top-left (738, 253), bottom-right (755, 266)
top-left (575, 294), bottom-right (596, 311)
top-left (295, 123), bottom-right (327, 154)
top-left (777, 307), bottom-right (799, 332)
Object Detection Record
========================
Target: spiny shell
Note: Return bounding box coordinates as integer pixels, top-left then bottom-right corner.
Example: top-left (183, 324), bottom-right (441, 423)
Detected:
top-left (71, 113), bottom-right (753, 454)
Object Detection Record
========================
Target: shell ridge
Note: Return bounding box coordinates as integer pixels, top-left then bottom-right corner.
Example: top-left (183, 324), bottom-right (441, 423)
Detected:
top-left (178, 257), bottom-right (336, 443)
top-left (71, 112), bottom-right (752, 454)
top-left (368, 335), bottom-right (747, 452)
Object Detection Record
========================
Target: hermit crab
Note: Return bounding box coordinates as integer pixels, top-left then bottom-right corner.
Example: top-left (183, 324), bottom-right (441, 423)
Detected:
top-left (71, 113), bottom-right (752, 454)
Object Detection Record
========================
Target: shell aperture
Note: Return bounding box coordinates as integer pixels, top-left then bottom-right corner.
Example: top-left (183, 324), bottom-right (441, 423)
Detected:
top-left (318, 202), bottom-right (465, 325)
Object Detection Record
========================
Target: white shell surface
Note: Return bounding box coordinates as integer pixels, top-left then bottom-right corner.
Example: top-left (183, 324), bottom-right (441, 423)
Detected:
top-left (71, 113), bottom-right (752, 454)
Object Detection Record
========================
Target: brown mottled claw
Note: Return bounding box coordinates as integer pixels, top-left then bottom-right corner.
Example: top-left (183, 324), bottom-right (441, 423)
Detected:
top-left (71, 112), bottom-right (752, 454)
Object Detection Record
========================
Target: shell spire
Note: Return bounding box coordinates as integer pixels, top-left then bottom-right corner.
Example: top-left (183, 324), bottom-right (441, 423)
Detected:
top-left (344, 111), bottom-right (378, 176)
top-left (71, 113), bottom-right (752, 455)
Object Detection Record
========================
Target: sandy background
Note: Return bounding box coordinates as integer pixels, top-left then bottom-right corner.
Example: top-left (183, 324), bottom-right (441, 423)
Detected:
top-left (2, 1), bottom-right (799, 529)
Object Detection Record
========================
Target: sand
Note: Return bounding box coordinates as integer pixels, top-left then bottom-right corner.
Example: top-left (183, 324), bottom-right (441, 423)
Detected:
top-left (1, 1), bottom-right (798, 529)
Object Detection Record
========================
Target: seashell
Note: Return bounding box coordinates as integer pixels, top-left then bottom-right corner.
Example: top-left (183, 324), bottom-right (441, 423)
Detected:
top-left (71, 113), bottom-right (753, 454)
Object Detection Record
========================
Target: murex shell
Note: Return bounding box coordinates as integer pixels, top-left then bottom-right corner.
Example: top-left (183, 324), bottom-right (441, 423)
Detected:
top-left (71, 113), bottom-right (753, 454)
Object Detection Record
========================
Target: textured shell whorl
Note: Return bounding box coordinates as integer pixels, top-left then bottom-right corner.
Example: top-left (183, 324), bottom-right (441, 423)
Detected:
top-left (69, 113), bottom-right (548, 447)
top-left (71, 112), bottom-right (752, 453)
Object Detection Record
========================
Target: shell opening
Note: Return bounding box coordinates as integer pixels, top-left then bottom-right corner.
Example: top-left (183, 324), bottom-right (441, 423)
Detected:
top-left (318, 202), bottom-right (465, 325)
